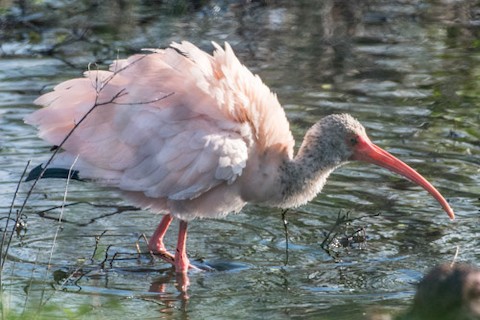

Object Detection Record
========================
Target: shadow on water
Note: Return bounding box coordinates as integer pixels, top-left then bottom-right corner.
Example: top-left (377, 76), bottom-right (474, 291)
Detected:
top-left (1, 0), bottom-right (479, 319)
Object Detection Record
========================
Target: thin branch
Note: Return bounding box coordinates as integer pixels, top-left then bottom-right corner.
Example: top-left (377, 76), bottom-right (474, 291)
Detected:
top-left (38, 156), bottom-right (78, 311)
top-left (99, 245), bottom-right (113, 270)
top-left (110, 91), bottom-right (175, 106)
top-left (281, 209), bottom-right (289, 266)
top-left (138, 234), bottom-right (156, 263)
top-left (35, 202), bottom-right (139, 226)
top-left (91, 230), bottom-right (109, 262)
top-left (320, 211), bottom-right (379, 259)
top-left (0, 160), bottom-right (30, 271)
top-left (450, 246), bottom-right (460, 267)
top-left (19, 53), bottom-right (150, 222)
top-left (320, 211), bottom-right (348, 249)
top-left (14, 52), bottom-right (167, 257)
top-left (5, 53), bottom-right (176, 310)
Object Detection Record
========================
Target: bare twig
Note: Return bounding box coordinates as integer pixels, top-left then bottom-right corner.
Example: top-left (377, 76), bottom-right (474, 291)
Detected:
top-left (450, 246), bottom-right (460, 267)
top-left (0, 161), bottom-right (30, 271)
top-left (91, 230), bottom-right (109, 262)
top-left (18, 54), bottom-right (152, 223)
top-left (138, 234), bottom-right (156, 263)
top-left (37, 156), bottom-right (78, 313)
top-left (320, 211), bottom-right (341, 248)
top-left (2, 53), bottom-right (178, 315)
top-left (109, 252), bottom-right (120, 269)
top-left (281, 209), bottom-right (289, 266)
top-left (35, 202), bottom-right (139, 226)
top-left (320, 211), bottom-right (379, 259)
top-left (99, 245), bottom-right (113, 270)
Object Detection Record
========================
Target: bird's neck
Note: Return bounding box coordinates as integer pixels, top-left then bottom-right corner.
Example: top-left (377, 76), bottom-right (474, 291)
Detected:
top-left (277, 129), bottom-right (345, 208)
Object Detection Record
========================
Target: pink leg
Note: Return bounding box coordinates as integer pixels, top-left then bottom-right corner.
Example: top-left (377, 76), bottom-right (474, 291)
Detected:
top-left (175, 220), bottom-right (190, 273)
top-left (148, 214), bottom-right (175, 264)
top-left (148, 214), bottom-right (198, 271)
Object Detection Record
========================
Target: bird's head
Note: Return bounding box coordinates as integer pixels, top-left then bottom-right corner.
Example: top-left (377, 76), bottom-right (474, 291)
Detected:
top-left (315, 114), bottom-right (454, 219)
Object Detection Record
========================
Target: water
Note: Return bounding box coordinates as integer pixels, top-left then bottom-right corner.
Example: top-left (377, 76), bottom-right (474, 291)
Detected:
top-left (1, 1), bottom-right (479, 319)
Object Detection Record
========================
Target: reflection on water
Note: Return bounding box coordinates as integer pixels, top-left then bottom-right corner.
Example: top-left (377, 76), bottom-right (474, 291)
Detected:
top-left (1, 0), bottom-right (479, 319)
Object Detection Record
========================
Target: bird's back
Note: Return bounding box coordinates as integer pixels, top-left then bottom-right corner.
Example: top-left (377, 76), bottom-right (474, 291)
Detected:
top-left (25, 41), bottom-right (295, 219)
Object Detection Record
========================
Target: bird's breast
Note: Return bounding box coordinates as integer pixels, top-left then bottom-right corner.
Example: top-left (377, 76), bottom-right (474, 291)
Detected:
top-left (239, 148), bottom-right (288, 206)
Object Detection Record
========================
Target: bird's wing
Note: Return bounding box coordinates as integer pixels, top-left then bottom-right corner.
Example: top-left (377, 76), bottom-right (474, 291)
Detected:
top-left (25, 44), bottom-right (254, 201)
top-left (171, 41), bottom-right (296, 158)
top-left (25, 42), bottom-right (294, 200)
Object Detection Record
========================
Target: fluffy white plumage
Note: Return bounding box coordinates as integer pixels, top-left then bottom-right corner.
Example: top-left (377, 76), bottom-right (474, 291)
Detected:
top-left (25, 41), bottom-right (295, 220)
top-left (25, 41), bottom-right (455, 273)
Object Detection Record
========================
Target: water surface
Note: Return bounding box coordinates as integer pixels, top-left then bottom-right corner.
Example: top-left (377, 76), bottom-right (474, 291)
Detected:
top-left (1, 1), bottom-right (479, 319)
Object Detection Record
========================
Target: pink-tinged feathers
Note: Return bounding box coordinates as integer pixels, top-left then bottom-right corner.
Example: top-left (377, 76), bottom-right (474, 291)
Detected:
top-left (25, 42), bottom-right (295, 220)
top-left (169, 41), bottom-right (295, 155)
top-left (26, 42), bottom-right (453, 221)
top-left (26, 42), bottom-right (454, 276)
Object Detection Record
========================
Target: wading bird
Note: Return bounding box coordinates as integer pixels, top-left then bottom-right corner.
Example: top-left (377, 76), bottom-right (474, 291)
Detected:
top-left (25, 41), bottom-right (454, 274)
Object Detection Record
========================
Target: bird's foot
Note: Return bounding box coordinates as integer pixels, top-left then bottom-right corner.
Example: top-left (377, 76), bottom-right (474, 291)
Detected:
top-left (175, 250), bottom-right (191, 273)
top-left (148, 239), bottom-right (174, 264)
top-left (175, 272), bottom-right (190, 294)
top-left (149, 248), bottom-right (200, 271)
top-left (150, 249), bottom-right (176, 265)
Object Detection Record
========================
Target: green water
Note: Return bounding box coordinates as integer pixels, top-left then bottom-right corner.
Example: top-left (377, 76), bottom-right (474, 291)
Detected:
top-left (1, 1), bottom-right (479, 319)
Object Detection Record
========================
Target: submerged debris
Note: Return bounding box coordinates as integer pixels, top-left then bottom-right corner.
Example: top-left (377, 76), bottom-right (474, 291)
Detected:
top-left (320, 210), bottom-right (379, 260)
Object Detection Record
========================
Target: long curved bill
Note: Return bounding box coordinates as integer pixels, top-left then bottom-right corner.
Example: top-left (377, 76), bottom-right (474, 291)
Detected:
top-left (352, 135), bottom-right (455, 220)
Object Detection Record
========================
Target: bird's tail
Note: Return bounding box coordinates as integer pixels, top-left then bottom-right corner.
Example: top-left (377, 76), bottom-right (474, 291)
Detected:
top-left (25, 164), bottom-right (81, 182)
top-left (25, 153), bottom-right (119, 184)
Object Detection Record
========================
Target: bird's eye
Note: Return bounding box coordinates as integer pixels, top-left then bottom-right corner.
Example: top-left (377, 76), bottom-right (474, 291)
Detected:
top-left (349, 136), bottom-right (358, 146)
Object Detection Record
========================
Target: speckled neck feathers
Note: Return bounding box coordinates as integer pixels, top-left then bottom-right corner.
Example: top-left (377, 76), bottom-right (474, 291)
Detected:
top-left (277, 114), bottom-right (366, 208)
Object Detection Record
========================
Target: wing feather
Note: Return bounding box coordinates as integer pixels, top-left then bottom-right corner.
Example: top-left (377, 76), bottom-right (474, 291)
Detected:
top-left (26, 41), bottom-right (292, 216)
